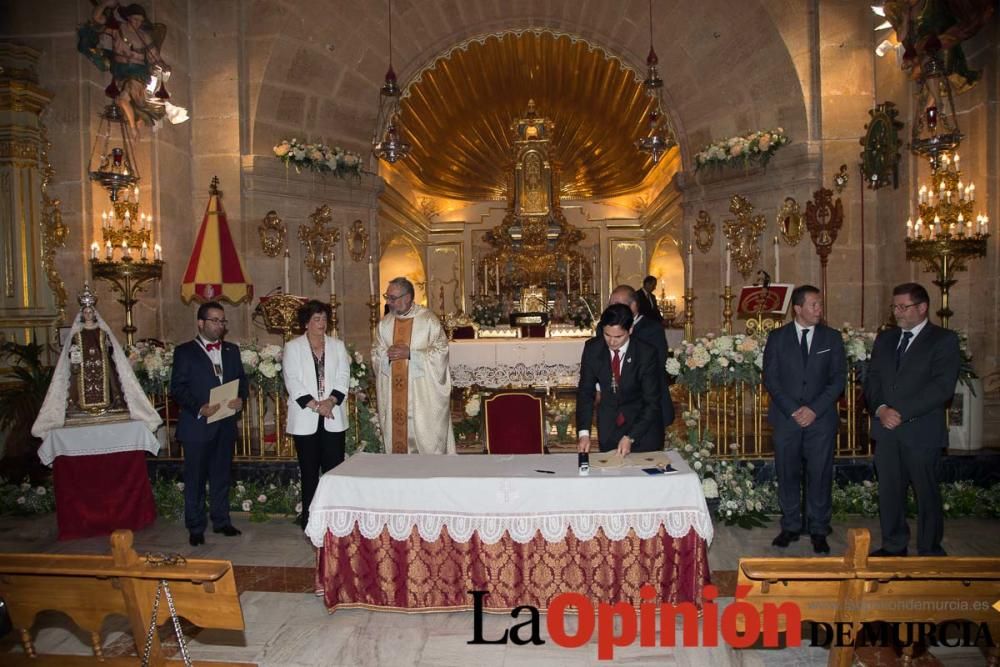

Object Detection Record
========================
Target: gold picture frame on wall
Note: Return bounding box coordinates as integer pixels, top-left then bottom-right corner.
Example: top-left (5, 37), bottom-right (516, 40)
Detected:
top-left (777, 197), bottom-right (803, 246)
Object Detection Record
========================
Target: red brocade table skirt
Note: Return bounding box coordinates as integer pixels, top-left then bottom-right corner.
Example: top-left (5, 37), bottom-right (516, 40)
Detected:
top-left (317, 525), bottom-right (710, 612)
top-left (52, 450), bottom-right (157, 540)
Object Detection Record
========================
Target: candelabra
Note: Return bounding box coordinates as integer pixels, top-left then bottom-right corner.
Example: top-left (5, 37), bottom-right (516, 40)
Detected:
top-left (90, 256), bottom-right (163, 347)
top-left (683, 289), bottom-right (696, 341)
top-left (904, 151), bottom-right (989, 328)
top-left (720, 286), bottom-right (734, 335)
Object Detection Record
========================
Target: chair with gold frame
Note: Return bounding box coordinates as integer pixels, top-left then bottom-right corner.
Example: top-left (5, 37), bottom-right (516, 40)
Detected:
top-left (483, 391), bottom-right (546, 454)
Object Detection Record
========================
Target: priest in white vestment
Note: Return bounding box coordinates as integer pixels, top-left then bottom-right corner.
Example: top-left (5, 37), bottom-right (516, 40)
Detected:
top-left (372, 277), bottom-right (456, 454)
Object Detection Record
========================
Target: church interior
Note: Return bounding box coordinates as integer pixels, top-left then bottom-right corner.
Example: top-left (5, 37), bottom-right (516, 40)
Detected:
top-left (0, 1), bottom-right (999, 665)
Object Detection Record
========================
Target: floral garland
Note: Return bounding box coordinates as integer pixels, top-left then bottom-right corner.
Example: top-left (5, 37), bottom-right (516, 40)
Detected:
top-left (239, 342), bottom-right (284, 394)
top-left (273, 138), bottom-right (364, 179)
top-left (471, 295), bottom-right (504, 327)
top-left (671, 410), bottom-right (776, 528)
top-left (666, 333), bottom-right (764, 395)
top-left (694, 127), bottom-right (789, 171)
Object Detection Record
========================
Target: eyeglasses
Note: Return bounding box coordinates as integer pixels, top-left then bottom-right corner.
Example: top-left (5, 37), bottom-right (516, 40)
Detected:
top-left (383, 293), bottom-right (408, 302)
top-left (203, 317), bottom-right (228, 325)
top-left (890, 303), bottom-right (919, 313)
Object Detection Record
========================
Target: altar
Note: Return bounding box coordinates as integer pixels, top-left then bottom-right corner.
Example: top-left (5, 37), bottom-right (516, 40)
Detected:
top-left (449, 337), bottom-right (586, 388)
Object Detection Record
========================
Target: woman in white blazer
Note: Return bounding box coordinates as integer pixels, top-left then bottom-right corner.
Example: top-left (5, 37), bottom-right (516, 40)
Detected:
top-left (283, 300), bottom-right (351, 528)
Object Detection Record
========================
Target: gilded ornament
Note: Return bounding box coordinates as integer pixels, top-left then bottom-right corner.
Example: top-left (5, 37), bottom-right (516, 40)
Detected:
top-left (693, 210), bottom-right (713, 253)
top-left (776, 197), bottom-right (803, 246)
top-left (39, 118), bottom-right (67, 320)
top-left (347, 219), bottom-right (369, 262)
top-left (258, 210), bottom-right (285, 258)
top-left (805, 188), bottom-right (844, 299)
top-left (297, 204), bottom-right (340, 286)
top-left (722, 195), bottom-right (767, 279)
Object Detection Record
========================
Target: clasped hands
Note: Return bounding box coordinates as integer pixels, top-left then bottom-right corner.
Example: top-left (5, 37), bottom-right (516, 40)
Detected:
top-left (791, 405), bottom-right (817, 428)
top-left (199, 398), bottom-right (243, 418)
top-left (386, 343), bottom-right (410, 362)
top-left (876, 405), bottom-right (903, 430)
top-left (308, 397), bottom-right (338, 418)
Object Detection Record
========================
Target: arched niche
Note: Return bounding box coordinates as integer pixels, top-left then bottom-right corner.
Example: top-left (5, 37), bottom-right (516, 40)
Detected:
top-left (379, 237), bottom-right (427, 310)
top-left (649, 236), bottom-right (684, 305)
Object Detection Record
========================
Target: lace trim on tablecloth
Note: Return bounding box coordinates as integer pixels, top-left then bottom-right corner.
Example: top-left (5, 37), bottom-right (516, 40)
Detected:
top-left (450, 363), bottom-right (580, 388)
top-left (307, 508), bottom-right (713, 547)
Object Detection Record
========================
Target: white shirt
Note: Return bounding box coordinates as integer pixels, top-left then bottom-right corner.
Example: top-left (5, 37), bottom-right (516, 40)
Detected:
top-left (899, 318), bottom-right (928, 354)
top-left (198, 335), bottom-right (223, 382)
top-left (793, 321), bottom-right (814, 352)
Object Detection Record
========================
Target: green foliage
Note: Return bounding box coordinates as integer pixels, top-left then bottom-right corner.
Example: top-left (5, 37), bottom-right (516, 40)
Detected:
top-left (0, 342), bottom-right (53, 464)
top-left (0, 477), bottom-right (56, 515)
top-left (152, 475), bottom-right (302, 523)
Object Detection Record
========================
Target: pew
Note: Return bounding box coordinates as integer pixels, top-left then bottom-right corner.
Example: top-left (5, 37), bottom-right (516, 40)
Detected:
top-left (737, 528), bottom-right (1000, 666)
top-left (0, 529), bottom-right (254, 666)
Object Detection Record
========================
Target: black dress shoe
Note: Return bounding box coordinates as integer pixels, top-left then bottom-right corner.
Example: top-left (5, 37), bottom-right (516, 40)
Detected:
top-left (213, 525), bottom-right (242, 537)
top-left (189, 532), bottom-right (205, 546)
top-left (771, 530), bottom-right (800, 547)
top-left (869, 547), bottom-right (907, 557)
top-left (811, 535), bottom-right (831, 554)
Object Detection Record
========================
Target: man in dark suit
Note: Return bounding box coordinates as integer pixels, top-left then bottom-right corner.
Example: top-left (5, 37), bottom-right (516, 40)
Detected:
top-left (635, 275), bottom-right (663, 323)
top-left (170, 301), bottom-right (249, 547)
top-left (864, 283), bottom-right (959, 557)
top-left (576, 304), bottom-right (661, 456)
top-left (609, 285), bottom-right (675, 433)
top-left (763, 285), bottom-right (846, 554)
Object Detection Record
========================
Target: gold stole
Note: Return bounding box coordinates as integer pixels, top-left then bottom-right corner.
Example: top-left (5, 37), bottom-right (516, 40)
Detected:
top-left (390, 317), bottom-right (414, 454)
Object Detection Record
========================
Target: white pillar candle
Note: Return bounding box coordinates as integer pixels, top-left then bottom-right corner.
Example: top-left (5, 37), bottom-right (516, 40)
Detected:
top-left (906, 219), bottom-right (913, 239)
top-left (495, 258), bottom-right (500, 295)
top-left (140, 241), bottom-right (148, 260)
top-left (686, 244), bottom-right (693, 286)
top-left (578, 258), bottom-right (583, 294)
top-left (91, 242), bottom-right (99, 260)
top-left (471, 257), bottom-right (477, 297)
top-left (106, 240), bottom-right (113, 260)
top-left (154, 243), bottom-right (162, 261)
top-left (565, 262), bottom-right (570, 294)
top-left (367, 255), bottom-right (375, 297)
top-left (774, 236), bottom-right (780, 283)
top-left (330, 252), bottom-right (336, 295)
top-left (725, 244), bottom-right (732, 287)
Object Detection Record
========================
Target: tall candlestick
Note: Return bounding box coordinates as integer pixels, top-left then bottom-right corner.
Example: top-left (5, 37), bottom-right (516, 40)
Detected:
top-left (725, 244), bottom-right (732, 287)
top-left (286, 249), bottom-right (292, 294)
top-left (329, 253), bottom-right (336, 295)
top-left (773, 236), bottom-right (780, 283)
top-left (495, 258), bottom-right (500, 295)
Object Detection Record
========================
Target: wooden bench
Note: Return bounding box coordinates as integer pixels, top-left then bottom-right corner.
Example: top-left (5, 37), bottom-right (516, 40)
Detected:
top-left (737, 528), bottom-right (1000, 666)
top-left (0, 529), bottom-right (254, 666)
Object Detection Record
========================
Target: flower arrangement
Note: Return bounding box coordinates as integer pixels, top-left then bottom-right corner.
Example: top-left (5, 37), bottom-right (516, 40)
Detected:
top-left (546, 398), bottom-right (575, 439)
top-left (239, 342), bottom-right (284, 394)
top-left (152, 476), bottom-right (301, 523)
top-left (694, 127), bottom-right (789, 171)
top-left (957, 331), bottom-right (977, 390)
top-left (453, 392), bottom-right (482, 441)
top-left (841, 325), bottom-right (877, 382)
top-left (127, 341), bottom-right (175, 394)
top-left (471, 295), bottom-right (504, 327)
top-left (567, 294), bottom-right (599, 329)
top-left (831, 479), bottom-right (1000, 520)
top-left (346, 347), bottom-right (381, 454)
top-left (666, 333), bottom-right (764, 394)
top-left (0, 479), bottom-right (56, 515)
top-left (273, 138), bottom-right (363, 179)
top-left (670, 411), bottom-right (776, 528)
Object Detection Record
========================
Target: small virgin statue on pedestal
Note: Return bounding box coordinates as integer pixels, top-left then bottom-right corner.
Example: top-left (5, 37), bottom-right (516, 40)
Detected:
top-left (31, 284), bottom-right (161, 436)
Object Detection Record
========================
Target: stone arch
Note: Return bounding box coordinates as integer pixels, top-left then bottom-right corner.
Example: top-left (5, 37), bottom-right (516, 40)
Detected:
top-left (245, 0), bottom-right (810, 173)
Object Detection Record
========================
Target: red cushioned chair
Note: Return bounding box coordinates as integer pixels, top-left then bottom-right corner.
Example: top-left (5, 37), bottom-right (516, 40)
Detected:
top-left (483, 391), bottom-right (546, 454)
top-left (451, 325), bottom-right (476, 340)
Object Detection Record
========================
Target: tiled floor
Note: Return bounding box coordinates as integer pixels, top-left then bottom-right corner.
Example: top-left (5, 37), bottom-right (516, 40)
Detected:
top-left (0, 513), bottom-right (995, 665)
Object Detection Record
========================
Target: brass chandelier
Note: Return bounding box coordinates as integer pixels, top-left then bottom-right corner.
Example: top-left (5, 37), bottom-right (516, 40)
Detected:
top-left (372, 0), bottom-right (411, 163)
top-left (635, 0), bottom-right (676, 164)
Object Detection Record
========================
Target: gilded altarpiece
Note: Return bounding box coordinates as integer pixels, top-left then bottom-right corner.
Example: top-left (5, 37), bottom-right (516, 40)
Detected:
top-left (0, 44), bottom-right (65, 350)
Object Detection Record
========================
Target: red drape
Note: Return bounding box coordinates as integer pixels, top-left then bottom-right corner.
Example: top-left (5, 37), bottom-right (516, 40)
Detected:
top-left (52, 451), bottom-right (157, 540)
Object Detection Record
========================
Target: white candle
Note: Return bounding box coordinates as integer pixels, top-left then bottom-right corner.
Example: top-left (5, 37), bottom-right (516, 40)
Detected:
top-left (565, 262), bottom-right (570, 294)
top-left (725, 244), bottom-right (732, 287)
top-left (367, 255), bottom-right (375, 297)
top-left (154, 243), bottom-right (162, 261)
top-left (954, 153), bottom-right (960, 170)
top-left (329, 252), bottom-right (336, 295)
top-left (969, 183), bottom-right (975, 202)
top-left (140, 241), bottom-right (148, 260)
top-left (122, 240), bottom-right (129, 258)
top-left (106, 240), bottom-right (113, 260)
top-left (686, 244), bottom-right (693, 286)
top-left (495, 258), bottom-right (500, 295)
top-left (578, 258), bottom-right (583, 294)
top-left (471, 257), bottom-right (477, 297)
top-left (774, 236), bottom-right (780, 283)
top-left (286, 249), bottom-right (292, 294)
top-left (906, 219), bottom-right (913, 239)
top-left (91, 242), bottom-right (99, 260)
top-left (592, 256), bottom-right (597, 293)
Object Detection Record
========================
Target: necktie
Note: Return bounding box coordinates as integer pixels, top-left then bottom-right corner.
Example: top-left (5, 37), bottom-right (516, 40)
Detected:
top-left (800, 328), bottom-right (810, 366)
top-left (612, 349), bottom-right (625, 427)
top-left (205, 341), bottom-right (221, 351)
top-left (895, 331), bottom-right (913, 369)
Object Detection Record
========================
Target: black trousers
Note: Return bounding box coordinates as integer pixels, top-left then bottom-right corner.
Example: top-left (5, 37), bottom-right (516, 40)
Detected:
top-left (294, 419), bottom-right (346, 527)
top-left (874, 438), bottom-right (945, 555)
top-left (182, 432), bottom-right (235, 534)
top-left (773, 421), bottom-right (835, 536)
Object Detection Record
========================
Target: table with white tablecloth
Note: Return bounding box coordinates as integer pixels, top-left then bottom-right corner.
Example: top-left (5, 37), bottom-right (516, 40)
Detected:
top-left (39, 420), bottom-right (160, 540)
top-left (307, 450), bottom-right (713, 612)
top-left (448, 338), bottom-right (587, 388)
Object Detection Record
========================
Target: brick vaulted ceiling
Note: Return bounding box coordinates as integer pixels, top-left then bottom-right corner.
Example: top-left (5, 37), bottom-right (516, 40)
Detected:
top-left (394, 30), bottom-right (665, 202)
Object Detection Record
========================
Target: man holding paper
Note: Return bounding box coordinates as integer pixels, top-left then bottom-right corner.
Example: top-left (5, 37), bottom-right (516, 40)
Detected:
top-left (170, 301), bottom-right (248, 547)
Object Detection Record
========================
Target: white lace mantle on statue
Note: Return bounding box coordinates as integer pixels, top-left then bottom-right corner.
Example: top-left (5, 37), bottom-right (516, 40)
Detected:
top-left (305, 452), bottom-right (714, 548)
top-left (31, 307), bottom-right (162, 438)
top-left (448, 338), bottom-right (587, 388)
